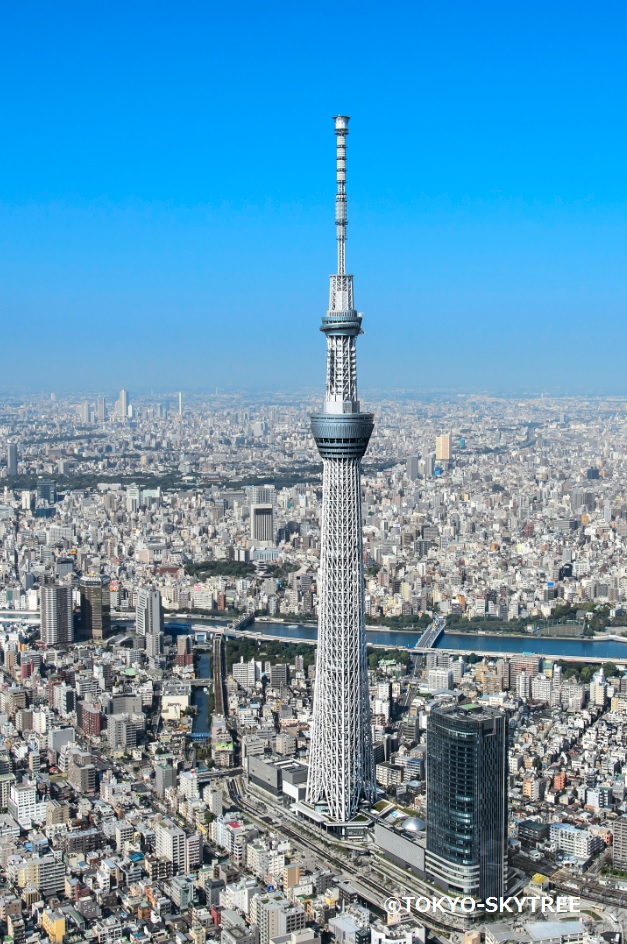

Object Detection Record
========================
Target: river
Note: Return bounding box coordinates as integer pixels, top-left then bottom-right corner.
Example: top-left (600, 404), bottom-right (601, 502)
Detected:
top-left (433, 631), bottom-right (627, 661)
top-left (165, 619), bottom-right (627, 663)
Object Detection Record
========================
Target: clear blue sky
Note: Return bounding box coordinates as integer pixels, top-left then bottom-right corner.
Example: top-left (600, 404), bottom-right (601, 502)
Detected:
top-left (1, 1), bottom-right (626, 395)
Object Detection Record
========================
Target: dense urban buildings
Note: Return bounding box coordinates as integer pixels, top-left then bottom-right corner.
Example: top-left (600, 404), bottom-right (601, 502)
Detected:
top-left (304, 117), bottom-right (375, 828)
top-left (0, 389), bottom-right (627, 940)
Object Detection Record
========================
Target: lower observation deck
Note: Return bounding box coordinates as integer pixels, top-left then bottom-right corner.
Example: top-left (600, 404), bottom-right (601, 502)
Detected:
top-left (311, 412), bottom-right (374, 459)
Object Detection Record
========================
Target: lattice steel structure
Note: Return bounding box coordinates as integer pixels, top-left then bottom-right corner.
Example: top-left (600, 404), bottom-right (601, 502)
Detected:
top-left (306, 116), bottom-right (375, 824)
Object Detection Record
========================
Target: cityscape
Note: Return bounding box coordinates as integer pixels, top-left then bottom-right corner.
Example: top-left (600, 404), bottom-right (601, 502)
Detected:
top-left (1, 6), bottom-right (627, 944)
top-left (4, 122), bottom-right (627, 944)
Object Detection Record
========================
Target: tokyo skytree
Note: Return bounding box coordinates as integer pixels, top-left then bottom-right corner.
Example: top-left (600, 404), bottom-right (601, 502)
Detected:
top-left (306, 116), bottom-right (375, 825)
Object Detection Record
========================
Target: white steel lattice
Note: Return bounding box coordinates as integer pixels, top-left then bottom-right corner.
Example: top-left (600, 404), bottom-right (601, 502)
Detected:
top-left (306, 457), bottom-right (375, 822)
top-left (329, 274), bottom-right (354, 312)
top-left (326, 335), bottom-right (357, 403)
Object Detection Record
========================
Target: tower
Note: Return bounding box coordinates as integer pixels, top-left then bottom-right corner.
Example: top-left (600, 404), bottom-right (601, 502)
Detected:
top-left (305, 116), bottom-right (375, 826)
top-left (426, 704), bottom-right (507, 900)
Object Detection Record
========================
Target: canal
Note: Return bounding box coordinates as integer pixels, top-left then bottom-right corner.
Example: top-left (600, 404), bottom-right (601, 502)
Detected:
top-left (191, 651), bottom-right (212, 739)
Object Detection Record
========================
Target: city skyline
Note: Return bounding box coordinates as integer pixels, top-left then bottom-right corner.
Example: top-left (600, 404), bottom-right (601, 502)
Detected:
top-left (1, 3), bottom-right (627, 931)
top-left (1, 364), bottom-right (627, 933)
top-left (2, 3), bottom-right (627, 393)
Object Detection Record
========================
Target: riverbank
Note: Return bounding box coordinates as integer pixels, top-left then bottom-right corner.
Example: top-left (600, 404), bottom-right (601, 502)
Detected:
top-left (142, 610), bottom-right (627, 643)
top-left (165, 618), bottom-right (627, 662)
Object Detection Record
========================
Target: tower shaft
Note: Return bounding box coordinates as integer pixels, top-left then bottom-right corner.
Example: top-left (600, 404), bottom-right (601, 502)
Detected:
top-left (306, 116), bottom-right (375, 824)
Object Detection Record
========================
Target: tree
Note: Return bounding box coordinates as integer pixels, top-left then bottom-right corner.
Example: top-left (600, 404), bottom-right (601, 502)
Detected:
top-left (602, 662), bottom-right (619, 678)
top-left (465, 652), bottom-right (482, 665)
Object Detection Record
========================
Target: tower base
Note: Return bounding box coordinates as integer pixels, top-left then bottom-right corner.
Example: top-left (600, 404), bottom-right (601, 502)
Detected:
top-left (293, 800), bottom-right (371, 840)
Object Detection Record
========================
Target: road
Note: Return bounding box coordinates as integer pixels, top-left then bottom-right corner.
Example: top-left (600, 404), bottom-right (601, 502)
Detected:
top-left (401, 653), bottom-right (424, 708)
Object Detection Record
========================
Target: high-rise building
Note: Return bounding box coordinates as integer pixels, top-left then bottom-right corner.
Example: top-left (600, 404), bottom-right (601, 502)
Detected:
top-left (250, 485), bottom-right (275, 544)
top-left (406, 456), bottom-right (419, 480)
top-left (250, 504), bottom-right (274, 543)
top-left (37, 480), bottom-right (57, 504)
top-left (96, 396), bottom-right (106, 423)
top-left (613, 816), bottom-right (627, 869)
top-left (136, 588), bottom-right (161, 636)
top-left (305, 116), bottom-right (375, 829)
top-left (79, 575), bottom-right (111, 641)
top-left (137, 588), bottom-right (164, 665)
top-left (7, 439), bottom-right (18, 476)
top-left (250, 893), bottom-right (306, 944)
top-left (435, 434), bottom-right (451, 462)
top-left (155, 761), bottom-right (176, 798)
top-left (115, 388), bottom-right (129, 419)
top-left (178, 391), bottom-right (183, 415)
top-left (40, 585), bottom-right (74, 647)
top-left (250, 485), bottom-right (275, 504)
top-left (155, 819), bottom-right (186, 873)
top-left (176, 634), bottom-right (193, 668)
top-left (426, 704), bottom-right (507, 900)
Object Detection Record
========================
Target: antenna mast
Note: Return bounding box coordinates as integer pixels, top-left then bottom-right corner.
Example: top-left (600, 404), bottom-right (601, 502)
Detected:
top-left (334, 115), bottom-right (349, 275)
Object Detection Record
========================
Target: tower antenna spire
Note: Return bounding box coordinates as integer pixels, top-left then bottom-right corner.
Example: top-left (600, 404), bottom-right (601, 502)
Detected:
top-left (334, 115), bottom-right (349, 275)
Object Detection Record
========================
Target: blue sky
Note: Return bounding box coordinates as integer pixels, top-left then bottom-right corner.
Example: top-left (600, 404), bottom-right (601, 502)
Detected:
top-left (1, 1), bottom-right (626, 394)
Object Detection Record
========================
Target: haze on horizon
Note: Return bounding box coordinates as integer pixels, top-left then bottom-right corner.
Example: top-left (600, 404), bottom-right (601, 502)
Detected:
top-left (1, 1), bottom-right (626, 396)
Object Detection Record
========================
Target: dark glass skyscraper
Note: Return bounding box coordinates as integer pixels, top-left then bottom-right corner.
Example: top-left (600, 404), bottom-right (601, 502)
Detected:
top-left (426, 704), bottom-right (507, 900)
top-left (80, 574), bottom-right (111, 641)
